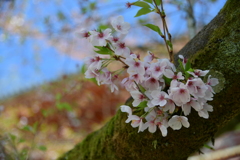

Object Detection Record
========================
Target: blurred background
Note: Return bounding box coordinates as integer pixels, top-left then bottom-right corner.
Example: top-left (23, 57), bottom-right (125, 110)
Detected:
top-left (1, 0), bottom-right (239, 160)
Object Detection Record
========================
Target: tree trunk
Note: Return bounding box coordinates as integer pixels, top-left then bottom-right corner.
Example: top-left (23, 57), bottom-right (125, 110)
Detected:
top-left (58, 0), bottom-right (240, 159)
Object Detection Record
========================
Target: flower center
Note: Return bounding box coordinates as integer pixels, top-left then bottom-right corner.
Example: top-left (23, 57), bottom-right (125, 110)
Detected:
top-left (188, 81), bottom-right (193, 86)
top-left (179, 89), bottom-right (185, 94)
top-left (173, 75), bottom-right (178, 79)
top-left (113, 37), bottom-right (119, 43)
top-left (139, 94), bottom-right (145, 100)
top-left (84, 32), bottom-right (90, 38)
top-left (150, 77), bottom-right (156, 83)
top-left (155, 66), bottom-right (161, 72)
top-left (98, 32), bottom-right (104, 38)
top-left (119, 43), bottom-right (125, 49)
top-left (117, 25), bottom-right (122, 30)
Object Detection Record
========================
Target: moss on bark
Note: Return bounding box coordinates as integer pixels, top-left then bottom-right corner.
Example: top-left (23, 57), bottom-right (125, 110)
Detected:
top-left (58, 0), bottom-right (240, 159)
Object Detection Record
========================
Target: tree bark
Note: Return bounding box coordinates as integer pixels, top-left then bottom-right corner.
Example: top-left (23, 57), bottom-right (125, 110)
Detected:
top-left (58, 0), bottom-right (240, 159)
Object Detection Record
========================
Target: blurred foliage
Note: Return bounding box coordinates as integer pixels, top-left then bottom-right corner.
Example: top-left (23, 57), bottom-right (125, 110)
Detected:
top-left (0, 72), bottom-right (129, 159)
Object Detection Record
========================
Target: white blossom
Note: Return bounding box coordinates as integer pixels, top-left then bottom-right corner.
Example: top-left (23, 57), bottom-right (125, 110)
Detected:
top-left (168, 115), bottom-right (190, 130)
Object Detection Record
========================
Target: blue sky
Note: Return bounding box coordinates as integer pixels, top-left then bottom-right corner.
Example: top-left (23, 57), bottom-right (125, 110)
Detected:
top-left (0, 0), bottom-right (226, 99)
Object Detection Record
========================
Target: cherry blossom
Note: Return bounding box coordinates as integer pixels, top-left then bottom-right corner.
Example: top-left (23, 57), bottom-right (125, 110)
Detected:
top-left (111, 15), bottom-right (130, 34)
top-left (121, 77), bottom-right (137, 91)
top-left (144, 51), bottom-right (155, 63)
top-left (126, 59), bottom-right (145, 76)
top-left (169, 82), bottom-right (190, 106)
top-left (156, 119), bottom-right (168, 137)
top-left (186, 78), bottom-right (208, 99)
top-left (151, 90), bottom-right (169, 107)
top-left (114, 42), bottom-right (131, 57)
top-left (144, 76), bottom-right (160, 90)
top-left (164, 69), bottom-right (184, 80)
top-left (188, 69), bottom-right (209, 77)
top-left (149, 61), bottom-right (166, 78)
top-left (130, 90), bottom-right (147, 107)
top-left (178, 55), bottom-right (187, 68)
top-left (181, 98), bottom-right (202, 116)
top-left (162, 99), bottom-right (176, 113)
top-left (75, 28), bottom-right (90, 39)
top-left (198, 103), bottom-right (213, 119)
top-left (89, 28), bottom-right (112, 46)
top-left (81, 17), bottom-right (219, 136)
top-left (168, 115), bottom-right (190, 130)
top-left (120, 105), bottom-right (135, 123)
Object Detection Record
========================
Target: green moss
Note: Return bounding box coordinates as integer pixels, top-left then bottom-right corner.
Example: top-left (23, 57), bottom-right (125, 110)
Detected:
top-left (191, 0), bottom-right (240, 76)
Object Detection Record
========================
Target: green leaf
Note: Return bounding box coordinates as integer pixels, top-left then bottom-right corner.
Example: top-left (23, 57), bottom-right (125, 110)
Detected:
top-left (185, 60), bottom-right (191, 72)
top-left (55, 93), bottom-right (62, 101)
top-left (22, 125), bottom-right (33, 132)
top-left (138, 84), bottom-right (146, 93)
top-left (9, 134), bottom-right (16, 143)
top-left (18, 138), bottom-right (25, 143)
top-left (163, 76), bottom-right (172, 86)
top-left (81, 7), bottom-right (87, 14)
top-left (98, 24), bottom-right (109, 30)
top-left (33, 122), bottom-right (38, 133)
top-left (88, 78), bottom-right (98, 85)
top-left (134, 8), bottom-right (152, 17)
top-left (41, 109), bottom-right (52, 117)
top-left (57, 11), bottom-right (66, 21)
top-left (136, 101), bottom-right (148, 110)
top-left (143, 0), bottom-right (152, 3)
top-left (133, 1), bottom-right (151, 8)
top-left (94, 46), bottom-right (113, 55)
top-left (81, 64), bottom-right (87, 75)
top-left (166, 40), bottom-right (173, 50)
top-left (38, 145), bottom-right (47, 151)
top-left (56, 102), bottom-right (72, 111)
top-left (89, 2), bottom-right (96, 10)
top-left (155, 0), bottom-right (161, 5)
top-left (178, 59), bottom-right (184, 72)
top-left (144, 24), bottom-right (163, 36)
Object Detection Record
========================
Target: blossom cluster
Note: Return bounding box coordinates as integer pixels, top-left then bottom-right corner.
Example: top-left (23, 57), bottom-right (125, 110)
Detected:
top-left (78, 15), bottom-right (219, 137)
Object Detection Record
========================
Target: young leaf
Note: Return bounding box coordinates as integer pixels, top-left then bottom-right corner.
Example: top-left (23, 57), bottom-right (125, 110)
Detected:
top-left (134, 8), bottom-right (152, 17)
top-left (155, 0), bottom-right (161, 5)
top-left (185, 60), bottom-right (191, 72)
top-left (144, 24), bottom-right (163, 36)
top-left (166, 40), bottom-right (173, 50)
top-left (56, 102), bottom-right (72, 111)
top-left (98, 24), bottom-right (109, 30)
top-left (22, 125), bottom-right (33, 132)
top-left (133, 1), bottom-right (151, 8)
top-left (178, 59), bottom-right (184, 72)
top-left (94, 46), bottom-right (113, 55)
top-left (143, 0), bottom-right (153, 3)
top-left (9, 134), bottom-right (16, 143)
top-left (55, 93), bottom-right (62, 101)
top-left (33, 122), bottom-right (39, 133)
top-left (136, 101), bottom-right (148, 110)
top-left (163, 76), bottom-right (172, 86)
top-left (38, 145), bottom-right (47, 151)
top-left (81, 64), bottom-right (87, 75)
top-left (57, 11), bottom-right (66, 21)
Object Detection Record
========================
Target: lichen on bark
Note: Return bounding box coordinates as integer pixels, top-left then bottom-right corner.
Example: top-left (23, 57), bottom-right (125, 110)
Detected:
top-left (58, 0), bottom-right (240, 159)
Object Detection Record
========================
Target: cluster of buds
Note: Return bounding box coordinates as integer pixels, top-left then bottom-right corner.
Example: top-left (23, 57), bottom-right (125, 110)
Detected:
top-left (78, 15), bottom-right (219, 137)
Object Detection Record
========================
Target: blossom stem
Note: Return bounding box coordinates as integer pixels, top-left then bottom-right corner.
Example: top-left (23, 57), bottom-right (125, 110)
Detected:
top-left (152, 0), bottom-right (174, 63)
